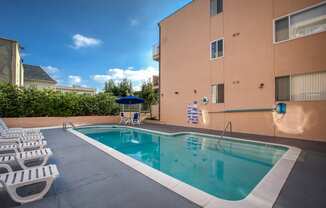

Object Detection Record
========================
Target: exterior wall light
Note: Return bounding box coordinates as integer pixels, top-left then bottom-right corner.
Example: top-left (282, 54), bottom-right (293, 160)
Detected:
top-left (202, 97), bottom-right (209, 105)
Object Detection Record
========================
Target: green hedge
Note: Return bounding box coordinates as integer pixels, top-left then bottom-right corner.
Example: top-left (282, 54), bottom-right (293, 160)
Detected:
top-left (0, 83), bottom-right (119, 117)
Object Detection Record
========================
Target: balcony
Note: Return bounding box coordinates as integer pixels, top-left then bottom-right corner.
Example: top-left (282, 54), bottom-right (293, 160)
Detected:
top-left (152, 75), bottom-right (159, 90)
top-left (152, 43), bottom-right (160, 61)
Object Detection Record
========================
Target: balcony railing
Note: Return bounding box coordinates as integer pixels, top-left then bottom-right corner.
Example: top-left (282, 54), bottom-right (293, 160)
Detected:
top-left (152, 43), bottom-right (160, 61)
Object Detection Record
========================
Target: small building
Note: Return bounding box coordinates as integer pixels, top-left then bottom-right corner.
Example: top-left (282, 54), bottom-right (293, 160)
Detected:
top-left (23, 64), bottom-right (57, 89)
top-left (54, 85), bottom-right (96, 95)
top-left (0, 37), bottom-right (24, 86)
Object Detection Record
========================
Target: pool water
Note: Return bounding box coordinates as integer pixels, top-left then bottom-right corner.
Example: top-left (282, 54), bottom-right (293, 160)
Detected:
top-left (77, 126), bottom-right (287, 201)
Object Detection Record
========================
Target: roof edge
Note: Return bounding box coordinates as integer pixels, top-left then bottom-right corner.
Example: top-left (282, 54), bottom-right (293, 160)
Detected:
top-left (0, 37), bottom-right (18, 43)
top-left (158, 1), bottom-right (193, 25)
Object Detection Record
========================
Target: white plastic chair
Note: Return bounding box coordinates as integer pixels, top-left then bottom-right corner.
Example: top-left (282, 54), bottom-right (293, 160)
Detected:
top-left (0, 148), bottom-right (52, 170)
top-left (0, 141), bottom-right (47, 153)
top-left (0, 164), bottom-right (59, 204)
top-left (0, 134), bottom-right (44, 144)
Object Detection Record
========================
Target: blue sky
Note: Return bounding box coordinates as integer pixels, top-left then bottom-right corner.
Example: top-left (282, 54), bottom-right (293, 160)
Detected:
top-left (0, 0), bottom-right (191, 91)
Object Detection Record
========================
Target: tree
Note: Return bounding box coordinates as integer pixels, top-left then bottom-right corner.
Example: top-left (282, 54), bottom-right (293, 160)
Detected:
top-left (104, 79), bottom-right (133, 97)
top-left (139, 81), bottom-right (158, 118)
top-left (104, 80), bottom-right (118, 95)
top-left (118, 79), bottom-right (133, 97)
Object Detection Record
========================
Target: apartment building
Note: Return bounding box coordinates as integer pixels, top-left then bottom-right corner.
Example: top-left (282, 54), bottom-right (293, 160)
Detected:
top-left (0, 37), bottom-right (24, 86)
top-left (54, 85), bottom-right (96, 95)
top-left (155, 0), bottom-right (326, 141)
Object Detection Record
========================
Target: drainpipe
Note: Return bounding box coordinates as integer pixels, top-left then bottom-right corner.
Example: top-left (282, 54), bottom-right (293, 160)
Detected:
top-left (158, 23), bottom-right (161, 121)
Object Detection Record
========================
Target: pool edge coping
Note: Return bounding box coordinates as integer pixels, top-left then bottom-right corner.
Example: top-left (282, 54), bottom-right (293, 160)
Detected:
top-left (67, 125), bottom-right (301, 208)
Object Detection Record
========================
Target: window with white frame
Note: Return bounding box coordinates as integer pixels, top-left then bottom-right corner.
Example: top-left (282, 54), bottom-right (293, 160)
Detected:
top-left (274, 2), bottom-right (326, 43)
top-left (210, 39), bottom-right (223, 59)
top-left (275, 71), bottom-right (326, 101)
top-left (212, 84), bottom-right (224, 103)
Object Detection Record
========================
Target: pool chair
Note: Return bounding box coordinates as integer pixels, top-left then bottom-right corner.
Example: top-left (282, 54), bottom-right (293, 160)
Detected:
top-left (0, 148), bottom-right (52, 170)
top-left (0, 140), bottom-right (47, 153)
top-left (0, 164), bottom-right (59, 204)
top-left (132, 112), bottom-right (141, 125)
top-left (0, 134), bottom-right (44, 144)
top-left (120, 112), bottom-right (129, 124)
top-left (0, 130), bottom-right (43, 138)
top-left (0, 118), bottom-right (41, 135)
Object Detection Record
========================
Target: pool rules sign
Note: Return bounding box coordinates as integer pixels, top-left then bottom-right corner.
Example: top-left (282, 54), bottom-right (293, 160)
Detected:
top-left (187, 101), bottom-right (201, 124)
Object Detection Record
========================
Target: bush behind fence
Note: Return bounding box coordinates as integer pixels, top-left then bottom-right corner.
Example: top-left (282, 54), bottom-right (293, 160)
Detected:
top-left (0, 83), bottom-right (120, 117)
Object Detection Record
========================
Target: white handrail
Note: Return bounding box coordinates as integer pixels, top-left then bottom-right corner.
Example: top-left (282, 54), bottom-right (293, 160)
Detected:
top-left (220, 121), bottom-right (232, 139)
top-left (63, 122), bottom-right (76, 129)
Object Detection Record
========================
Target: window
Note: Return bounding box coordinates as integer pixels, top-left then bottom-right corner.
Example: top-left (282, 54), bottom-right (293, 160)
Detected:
top-left (210, 0), bottom-right (223, 16)
top-left (217, 39), bottom-right (223, 57)
top-left (211, 38), bottom-right (224, 59)
top-left (274, 2), bottom-right (326, 42)
top-left (275, 17), bottom-right (289, 42)
top-left (275, 71), bottom-right (326, 101)
top-left (275, 76), bottom-right (290, 101)
top-left (212, 84), bottom-right (224, 103)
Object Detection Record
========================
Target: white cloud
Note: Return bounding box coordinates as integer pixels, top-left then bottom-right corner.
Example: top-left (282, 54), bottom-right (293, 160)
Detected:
top-left (68, 75), bottom-right (82, 85)
top-left (92, 75), bottom-right (111, 83)
top-left (21, 53), bottom-right (30, 57)
top-left (91, 66), bottom-right (159, 90)
top-left (130, 18), bottom-right (139, 26)
top-left (71, 34), bottom-right (102, 49)
top-left (133, 82), bottom-right (142, 91)
top-left (42, 66), bottom-right (60, 75)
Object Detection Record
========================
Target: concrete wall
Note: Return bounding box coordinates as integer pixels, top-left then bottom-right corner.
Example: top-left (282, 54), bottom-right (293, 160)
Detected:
top-left (159, 0), bottom-right (326, 141)
top-left (3, 116), bottom-right (120, 128)
top-left (151, 104), bottom-right (159, 119)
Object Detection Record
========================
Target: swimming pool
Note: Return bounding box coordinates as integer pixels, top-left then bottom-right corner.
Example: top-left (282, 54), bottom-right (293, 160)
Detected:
top-left (72, 126), bottom-right (300, 207)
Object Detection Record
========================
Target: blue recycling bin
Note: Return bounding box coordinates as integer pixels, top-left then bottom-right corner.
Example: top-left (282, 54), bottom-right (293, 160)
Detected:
top-left (276, 103), bottom-right (286, 114)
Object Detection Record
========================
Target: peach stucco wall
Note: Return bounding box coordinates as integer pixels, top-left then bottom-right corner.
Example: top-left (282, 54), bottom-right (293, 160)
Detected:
top-left (159, 0), bottom-right (326, 141)
top-left (3, 116), bottom-right (119, 128)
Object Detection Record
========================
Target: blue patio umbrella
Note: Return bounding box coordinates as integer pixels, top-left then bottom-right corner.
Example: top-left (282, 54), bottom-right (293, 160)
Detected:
top-left (116, 96), bottom-right (145, 124)
top-left (116, 96), bottom-right (144, 104)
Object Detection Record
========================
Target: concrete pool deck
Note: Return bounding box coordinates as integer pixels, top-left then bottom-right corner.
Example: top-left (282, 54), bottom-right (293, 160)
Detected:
top-left (1, 123), bottom-right (325, 208)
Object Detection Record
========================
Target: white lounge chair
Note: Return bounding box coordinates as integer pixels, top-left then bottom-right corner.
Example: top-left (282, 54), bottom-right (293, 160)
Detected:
top-left (0, 118), bottom-right (40, 135)
top-left (0, 134), bottom-right (44, 144)
top-left (0, 141), bottom-right (47, 153)
top-left (119, 112), bottom-right (129, 124)
top-left (0, 130), bottom-right (43, 137)
top-left (0, 148), bottom-right (52, 170)
top-left (0, 164), bottom-right (59, 204)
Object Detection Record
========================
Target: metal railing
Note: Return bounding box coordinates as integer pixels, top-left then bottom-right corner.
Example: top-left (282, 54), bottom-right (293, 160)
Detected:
top-left (152, 43), bottom-right (160, 61)
top-left (220, 121), bottom-right (232, 139)
top-left (63, 122), bottom-right (76, 129)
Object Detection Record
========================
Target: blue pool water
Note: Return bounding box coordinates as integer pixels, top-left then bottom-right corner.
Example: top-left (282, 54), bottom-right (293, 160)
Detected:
top-left (76, 126), bottom-right (287, 200)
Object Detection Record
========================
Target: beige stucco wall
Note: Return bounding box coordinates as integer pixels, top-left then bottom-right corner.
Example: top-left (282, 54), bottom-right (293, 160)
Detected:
top-left (12, 42), bottom-right (24, 87)
top-left (151, 104), bottom-right (159, 119)
top-left (24, 80), bottom-right (56, 89)
top-left (3, 116), bottom-right (120, 128)
top-left (0, 39), bottom-right (12, 84)
top-left (0, 39), bottom-right (24, 87)
top-left (159, 0), bottom-right (326, 141)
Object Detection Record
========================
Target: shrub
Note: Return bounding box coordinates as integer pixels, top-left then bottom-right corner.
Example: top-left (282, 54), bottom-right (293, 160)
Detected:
top-left (0, 83), bottom-right (119, 117)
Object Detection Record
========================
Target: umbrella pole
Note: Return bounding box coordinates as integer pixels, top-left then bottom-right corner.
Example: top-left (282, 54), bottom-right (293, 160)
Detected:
top-left (139, 104), bottom-right (141, 121)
